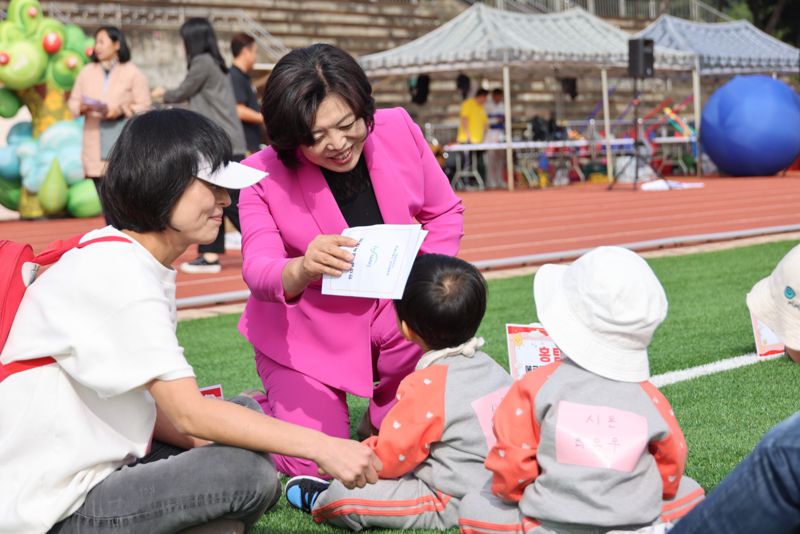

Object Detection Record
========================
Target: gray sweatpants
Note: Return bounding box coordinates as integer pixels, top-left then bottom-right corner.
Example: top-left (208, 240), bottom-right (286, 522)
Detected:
top-left (49, 396), bottom-right (281, 534)
top-left (312, 474), bottom-right (460, 531)
top-left (459, 476), bottom-right (704, 534)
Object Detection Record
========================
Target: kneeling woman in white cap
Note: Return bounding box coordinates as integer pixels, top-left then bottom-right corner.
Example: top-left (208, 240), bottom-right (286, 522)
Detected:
top-left (0, 109), bottom-right (381, 534)
top-left (459, 246), bottom-right (704, 533)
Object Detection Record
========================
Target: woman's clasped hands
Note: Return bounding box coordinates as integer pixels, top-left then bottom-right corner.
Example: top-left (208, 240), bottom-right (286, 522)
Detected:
top-left (316, 435), bottom-right (383, 490)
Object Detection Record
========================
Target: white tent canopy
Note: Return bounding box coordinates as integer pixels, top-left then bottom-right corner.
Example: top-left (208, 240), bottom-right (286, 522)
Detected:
top-left (359, 3), bottom-right (695, 76)
top-left (637, 15), bottom-right (800, 75)
top-left (359, 4), bottom-right (699, 189)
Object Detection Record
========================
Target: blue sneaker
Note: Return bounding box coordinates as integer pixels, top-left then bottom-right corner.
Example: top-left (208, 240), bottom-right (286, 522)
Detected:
top-left (285, 475), bottom-right (330, 513)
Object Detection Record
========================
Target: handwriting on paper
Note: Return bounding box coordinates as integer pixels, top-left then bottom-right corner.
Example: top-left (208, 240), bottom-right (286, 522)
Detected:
top-left (555, 400), bottom-right (648, 472)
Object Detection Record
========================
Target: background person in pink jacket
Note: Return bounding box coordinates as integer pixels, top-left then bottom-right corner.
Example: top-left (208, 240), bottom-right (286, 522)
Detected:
top-left (239, 43), bottom-right (464, 478)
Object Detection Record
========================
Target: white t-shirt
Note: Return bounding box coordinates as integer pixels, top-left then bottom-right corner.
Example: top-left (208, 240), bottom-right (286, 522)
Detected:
top-left (484, 99), bottom-right (505, 143)
top-left (0, 226), bottom-right (195, 533)
top-left (485, 99), bottom-right (505, 127)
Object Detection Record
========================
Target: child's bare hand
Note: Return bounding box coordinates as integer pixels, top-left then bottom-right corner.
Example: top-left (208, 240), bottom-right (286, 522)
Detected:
top-left (315, 436), bottom-right (382, 489)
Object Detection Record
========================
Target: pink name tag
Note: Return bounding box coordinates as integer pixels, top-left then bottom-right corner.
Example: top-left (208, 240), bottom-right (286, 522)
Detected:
top-left (471, 386), bottom-right (511, 450)
top-left (555, 400), bottom-right (648, 472)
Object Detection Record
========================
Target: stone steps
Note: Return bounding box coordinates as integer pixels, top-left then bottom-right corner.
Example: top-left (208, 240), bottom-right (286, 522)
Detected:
top-left (54, 0), bottom-right (704, 141)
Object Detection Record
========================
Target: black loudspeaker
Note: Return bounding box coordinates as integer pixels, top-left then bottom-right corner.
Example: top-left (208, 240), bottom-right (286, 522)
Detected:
top-left (560, 77), bottom-right (577, 100)
top-left (410, 74), bottom-right (430, 105)
top-left (628, 38), bottom-right (655, 78)
top-left (456, 73), bottom-right (470, 100)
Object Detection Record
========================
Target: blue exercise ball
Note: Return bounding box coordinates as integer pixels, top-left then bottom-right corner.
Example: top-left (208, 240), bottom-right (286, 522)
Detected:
top-left (701, 75), bottom-right (800, 176)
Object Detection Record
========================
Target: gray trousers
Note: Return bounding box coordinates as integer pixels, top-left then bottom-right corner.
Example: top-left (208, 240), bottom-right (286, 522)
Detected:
top-left (312, 474), bottom-right (460, 531)
top-left (49, 397), bottom-right (281, 534)
top-left (459, 476), bottom-right (704, 534)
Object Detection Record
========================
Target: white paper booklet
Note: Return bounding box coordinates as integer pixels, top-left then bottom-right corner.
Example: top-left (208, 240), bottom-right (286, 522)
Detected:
top-left (322, 224), bottom-right (428, 299)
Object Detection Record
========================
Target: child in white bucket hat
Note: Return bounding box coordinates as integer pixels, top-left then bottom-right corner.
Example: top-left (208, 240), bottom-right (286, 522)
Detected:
top-left (669, 244), bottom-right (800, 533)
top-left (459, 247), bottom-right (704, 534)
top-left (746, 244), bottom-right (800, 363)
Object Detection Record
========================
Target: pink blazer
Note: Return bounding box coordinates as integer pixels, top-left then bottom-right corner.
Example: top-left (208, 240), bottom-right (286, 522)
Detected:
top-left (238, 107), bottom-right (464, 396)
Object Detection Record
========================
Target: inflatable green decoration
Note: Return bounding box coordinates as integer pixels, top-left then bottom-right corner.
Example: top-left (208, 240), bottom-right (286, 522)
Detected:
top-left (17, 185), bottom-right (43, 218)
top-left (37, 157), bottom-right (68, 215)
top-left (66, 177), bottom-right (101, 218)
top-left (0, 0), bottom-right (94, 137)
top-left (0, 0), bottom-right (94, 218)
top-left (0, 177), bottom-right (21, 210)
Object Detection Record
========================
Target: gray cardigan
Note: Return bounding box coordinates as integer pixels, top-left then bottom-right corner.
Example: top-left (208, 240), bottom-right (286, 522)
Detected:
top-left (164, 53), bottom-right (247, 156)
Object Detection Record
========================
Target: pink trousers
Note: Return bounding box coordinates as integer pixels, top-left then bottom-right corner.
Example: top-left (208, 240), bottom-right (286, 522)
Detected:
top-left (252, 299), bottom-right (422, 477)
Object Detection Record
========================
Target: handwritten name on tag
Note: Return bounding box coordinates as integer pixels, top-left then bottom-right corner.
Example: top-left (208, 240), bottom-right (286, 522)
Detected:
top-left (555, 400), bottom-right (648, 473)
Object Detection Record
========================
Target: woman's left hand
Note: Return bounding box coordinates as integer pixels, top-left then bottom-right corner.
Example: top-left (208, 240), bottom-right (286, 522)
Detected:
top-left (315, 436), bottom-right (382, 489)
top-left (105, 106), bottom-right (123, 120)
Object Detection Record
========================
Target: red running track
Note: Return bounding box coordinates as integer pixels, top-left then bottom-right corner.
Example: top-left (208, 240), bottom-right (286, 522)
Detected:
top-left (3, 176), bottom-right (799, 304)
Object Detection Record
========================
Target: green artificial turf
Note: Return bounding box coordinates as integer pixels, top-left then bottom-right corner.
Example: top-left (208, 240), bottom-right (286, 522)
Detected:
top-left (176, 239), bottom-right (800, 533)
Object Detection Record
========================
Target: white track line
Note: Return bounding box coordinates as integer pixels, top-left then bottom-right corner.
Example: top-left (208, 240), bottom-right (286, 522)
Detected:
top-left (651, 352), bottom-right (785, 388)
top-left (472, 224), bottom-right (800, 270)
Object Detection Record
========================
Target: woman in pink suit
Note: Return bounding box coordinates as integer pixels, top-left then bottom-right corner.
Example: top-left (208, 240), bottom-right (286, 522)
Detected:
top-left (239, 44), bottom-right (464, 477)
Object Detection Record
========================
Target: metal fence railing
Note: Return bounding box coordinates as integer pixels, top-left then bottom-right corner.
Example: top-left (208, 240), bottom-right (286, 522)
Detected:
top-left (473, 0), bottom-right (732, 22)
top-left (39, 2), bottom-right (290, 62)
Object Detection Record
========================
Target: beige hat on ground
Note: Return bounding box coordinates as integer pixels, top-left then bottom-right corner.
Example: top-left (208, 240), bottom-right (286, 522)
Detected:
top-left (746, 244), bottom-right (800, 350)
top-left (533, 246), bottom-right (668, 382)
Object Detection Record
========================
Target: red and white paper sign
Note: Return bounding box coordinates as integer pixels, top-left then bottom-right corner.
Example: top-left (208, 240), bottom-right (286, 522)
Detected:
top-left (199, 384), bottom-right (224, 399)
top-left (506, 323), bottom-right (563, 380)
top-left (750, 313), bottom-right (784, 357)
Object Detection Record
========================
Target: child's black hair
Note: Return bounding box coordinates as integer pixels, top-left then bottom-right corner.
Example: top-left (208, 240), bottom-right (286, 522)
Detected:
top-left (394, 254), bottom-right (487, 350)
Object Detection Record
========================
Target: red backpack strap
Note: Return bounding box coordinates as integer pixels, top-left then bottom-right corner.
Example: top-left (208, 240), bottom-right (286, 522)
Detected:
top-left (0, 233), bottom-right (132, 383)
top-left (33, 234), bottom-right (131, 265)
top-left (0, 357), bottom-right (57, 382)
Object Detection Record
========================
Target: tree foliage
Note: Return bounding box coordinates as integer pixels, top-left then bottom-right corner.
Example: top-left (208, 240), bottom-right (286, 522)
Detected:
top-left (714, 0), bottom-right (799, 46)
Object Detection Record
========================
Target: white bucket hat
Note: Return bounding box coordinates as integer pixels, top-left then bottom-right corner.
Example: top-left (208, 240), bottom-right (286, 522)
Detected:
top-left (533, 246), bottom-right (668, 382)
top-left (746, 244), bottom-right (800, 350)
top-left (196, 158), bottom-right (267, 190)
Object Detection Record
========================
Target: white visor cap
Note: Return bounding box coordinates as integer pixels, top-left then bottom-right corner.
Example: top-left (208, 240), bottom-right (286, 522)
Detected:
top-left (196, 158), bottom-right (267, 189)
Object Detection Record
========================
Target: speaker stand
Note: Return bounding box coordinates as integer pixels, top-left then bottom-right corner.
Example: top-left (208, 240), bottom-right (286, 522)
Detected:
top-left (608, 77), bottom-right (670, 191)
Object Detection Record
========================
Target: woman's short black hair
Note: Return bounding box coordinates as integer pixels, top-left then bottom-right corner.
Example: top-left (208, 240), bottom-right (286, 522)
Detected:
top-left (394, 254), bottom-right (487, 351)
top-left (92, 26), bottom-right (131, 63)
top-left (260, 43), bottom-right (375, 168)
top-left (102, 108), bottom-right (233, 233)
top-left (180, 17), bottom-right (227, 73)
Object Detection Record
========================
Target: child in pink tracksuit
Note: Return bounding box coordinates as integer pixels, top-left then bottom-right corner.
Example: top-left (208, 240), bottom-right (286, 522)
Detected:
top-left (460, 247), bottom-right (705, 534)
top-left (284, 253), bottom-right (513, 530)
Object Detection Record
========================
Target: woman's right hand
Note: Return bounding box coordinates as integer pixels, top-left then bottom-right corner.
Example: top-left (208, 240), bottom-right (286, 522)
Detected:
top-left (300, 234), bottom-right (359, 282)
top-left (315, 436), bottom-right (382, 489)
top-left (151, 86), bottom-right (166, 102)
top-left (282, 234), bottom-right (359, 300)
